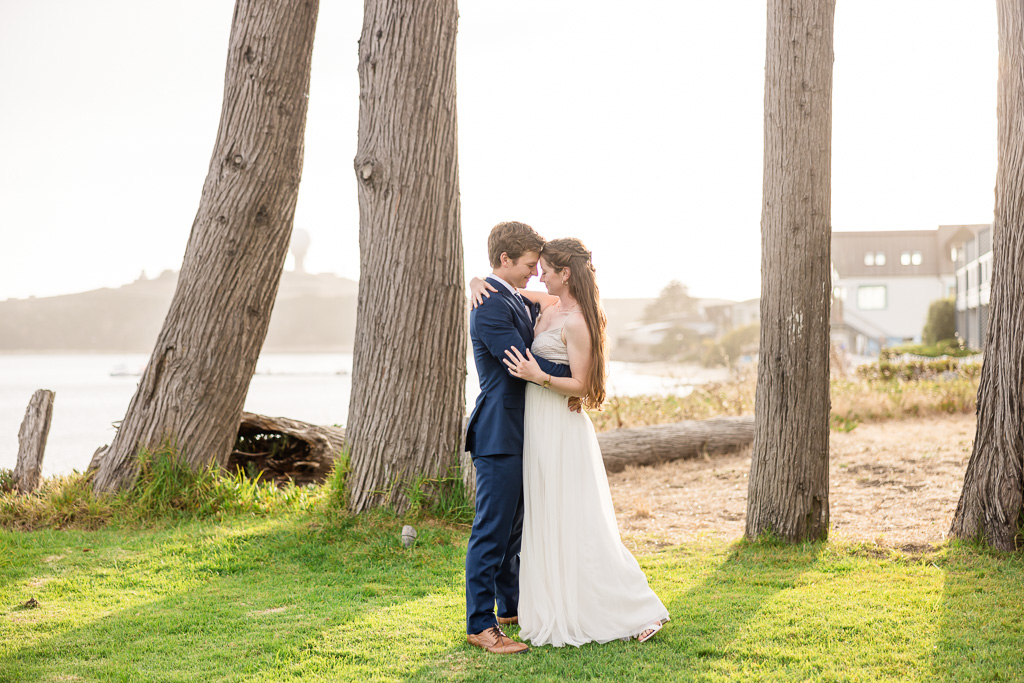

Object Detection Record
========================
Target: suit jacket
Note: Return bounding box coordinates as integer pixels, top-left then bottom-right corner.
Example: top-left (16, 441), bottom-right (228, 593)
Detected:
top-left (465, 276), bottom-right (572, 457)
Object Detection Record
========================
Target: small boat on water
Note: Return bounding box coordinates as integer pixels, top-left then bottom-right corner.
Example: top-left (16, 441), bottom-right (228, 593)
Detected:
top-left (109, 364), bottom-right (143, 377)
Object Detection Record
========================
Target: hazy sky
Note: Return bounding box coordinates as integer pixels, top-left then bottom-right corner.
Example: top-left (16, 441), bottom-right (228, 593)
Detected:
top-left (0, 1), bottom-right (997, 303)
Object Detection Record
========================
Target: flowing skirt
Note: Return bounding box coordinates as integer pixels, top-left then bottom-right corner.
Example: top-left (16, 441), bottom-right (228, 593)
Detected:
top-left (519, 383), bottom-right (670, 647)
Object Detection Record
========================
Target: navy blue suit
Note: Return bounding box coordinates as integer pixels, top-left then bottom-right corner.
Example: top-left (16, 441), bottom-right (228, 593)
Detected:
top-left (464, 277), bottom-right (571, 634)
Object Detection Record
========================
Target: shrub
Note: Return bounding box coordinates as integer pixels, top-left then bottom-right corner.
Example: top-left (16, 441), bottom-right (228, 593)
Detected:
top-left (701, 323), bottom-right (759, 368)
top-left (880, 339), bottom-right (979, 360)
top-left (856, 358), bottom-right (974, 382)
top-left (922, 298), bottom-right (956, 345)
top-left (1, 442), bottom-right (323, 531)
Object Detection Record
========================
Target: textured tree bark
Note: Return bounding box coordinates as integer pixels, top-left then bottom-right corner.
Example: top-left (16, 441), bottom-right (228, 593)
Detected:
top-left (92, 0), bottom-right (319, 493)
top-left (346, 0), bottom-right (465, 513)
top-left (746, 0), bottom-right (834, 543)
top-left (14, 389), bottom-right (55, 493)
top-left (950, 1), bottom-right (1024, 551)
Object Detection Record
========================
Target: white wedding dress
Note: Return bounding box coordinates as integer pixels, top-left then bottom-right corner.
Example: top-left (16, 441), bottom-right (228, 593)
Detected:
top-left (519, 325), bottom-right (670, 647)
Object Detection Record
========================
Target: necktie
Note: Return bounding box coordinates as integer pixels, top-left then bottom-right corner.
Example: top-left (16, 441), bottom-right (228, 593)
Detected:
top-left (514, 292), bottom-right (529, 314)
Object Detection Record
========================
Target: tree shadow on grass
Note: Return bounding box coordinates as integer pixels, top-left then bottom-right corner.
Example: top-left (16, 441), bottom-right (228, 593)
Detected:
top-left (402, 539), bottom-right (827, 682)
top-left (930, 544), bottom-right (1024, 681)
top-left (1, 514), bottom-right (467, 682)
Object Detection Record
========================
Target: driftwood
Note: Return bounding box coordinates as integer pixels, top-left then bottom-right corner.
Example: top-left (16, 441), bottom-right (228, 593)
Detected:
top-left (14, 389), bottom-right (55, 493)
top-left (598, 415), bottom-right (755, 473)
top-left (229, 412), bottom-right (345, 486)
top-left (87, 412), bottom-right (345, 487)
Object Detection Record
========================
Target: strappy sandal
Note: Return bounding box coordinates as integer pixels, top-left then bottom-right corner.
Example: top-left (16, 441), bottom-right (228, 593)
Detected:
top-left (637, 620), bottom-right (664, 643)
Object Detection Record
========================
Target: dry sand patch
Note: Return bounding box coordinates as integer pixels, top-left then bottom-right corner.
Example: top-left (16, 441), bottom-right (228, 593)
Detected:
top-left (609, 414), bottom-right (975, 549)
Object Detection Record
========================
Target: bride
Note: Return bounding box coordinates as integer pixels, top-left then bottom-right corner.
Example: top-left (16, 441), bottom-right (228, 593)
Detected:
top-left (473, 237), bottom-right (669, 647)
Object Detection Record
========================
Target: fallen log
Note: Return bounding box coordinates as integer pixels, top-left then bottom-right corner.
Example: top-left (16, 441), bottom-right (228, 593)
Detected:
top-left (229, 412), bottom-right (346, 486)
top-left (460, 414), bottom-right (755, 497)
top-left (598, 415), bottom-right (754, 473)
top-left (14, 389), bottom-right (55, 493)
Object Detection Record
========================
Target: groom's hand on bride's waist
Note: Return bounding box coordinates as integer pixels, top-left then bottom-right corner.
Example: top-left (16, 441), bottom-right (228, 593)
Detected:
top-left (567, 397), bottom-right (583, 413)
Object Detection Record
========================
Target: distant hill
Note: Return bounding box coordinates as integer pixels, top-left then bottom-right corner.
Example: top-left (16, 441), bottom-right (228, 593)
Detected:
top-left (0, 272), bottom-right (656, 356)
top-left (0, 270), bottom-right (360, 353)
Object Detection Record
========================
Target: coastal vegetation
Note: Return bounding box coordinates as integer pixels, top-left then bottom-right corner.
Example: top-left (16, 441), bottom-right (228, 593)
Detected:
top-left (590, 372), bottom-right (980, 433)
top-left (3, 369), bottom-right (979, 533)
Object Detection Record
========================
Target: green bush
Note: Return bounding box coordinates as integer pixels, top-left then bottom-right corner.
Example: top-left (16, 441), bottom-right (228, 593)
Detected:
top-left (880, 338), bottom-right (979, 360)
top-left (922, 298), bottom-right (956, 345)
top-left (701, 323), bottom-right (759, 367)
top-left (856, 358), bottom-right (979, 382)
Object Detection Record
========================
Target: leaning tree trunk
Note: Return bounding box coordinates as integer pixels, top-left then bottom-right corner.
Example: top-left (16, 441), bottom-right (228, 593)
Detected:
top-left (950, 0), bottom-right (1024, 551)
top-left (92, 0), bottom-right (319, 493)
top-left (745, 0), bottom-right (835, 543)
top-left (346, 0), bottom-right (465, 513)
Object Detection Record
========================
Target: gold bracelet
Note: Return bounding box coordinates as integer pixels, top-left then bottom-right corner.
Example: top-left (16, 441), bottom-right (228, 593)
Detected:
top-left (542, 374), bottom-right (552, 389)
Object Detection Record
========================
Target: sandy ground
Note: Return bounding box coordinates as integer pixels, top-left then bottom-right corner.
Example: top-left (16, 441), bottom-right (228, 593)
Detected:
top-left (608, 414), bottom-right (976, 550)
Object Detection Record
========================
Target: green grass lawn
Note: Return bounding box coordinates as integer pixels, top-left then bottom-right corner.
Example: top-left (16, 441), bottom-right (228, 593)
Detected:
top-left (3, 512), bottom-right (1024, 682)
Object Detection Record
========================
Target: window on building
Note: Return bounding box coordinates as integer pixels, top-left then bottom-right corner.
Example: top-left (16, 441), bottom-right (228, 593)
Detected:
top-left (982, 260), bottom-right (992, 285)
top-left (874, 251), bottom-right (886, 266)
top-left (911, 251), bottom-right (922, 266)
top-left (951, 247), bottom-right (958, 263)
top-left (832, 286), bottom-right (847, 300)
top-left (857, 285), bottom-right (887, 310)
top-left (900, 251), bottom-right (911, 265)
top-left (864, 252), bottom-right (875, 266)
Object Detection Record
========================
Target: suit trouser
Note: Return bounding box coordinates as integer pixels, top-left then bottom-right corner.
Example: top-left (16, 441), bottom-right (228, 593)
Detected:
top-left (465, 453), bottom-right (524, 635)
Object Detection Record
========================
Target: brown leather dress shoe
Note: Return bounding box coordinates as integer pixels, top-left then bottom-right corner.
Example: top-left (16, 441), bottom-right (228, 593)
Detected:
top-left (497, 615), bottom-right (518, 625)
top-left (467, 625), bottom-right (529, 654)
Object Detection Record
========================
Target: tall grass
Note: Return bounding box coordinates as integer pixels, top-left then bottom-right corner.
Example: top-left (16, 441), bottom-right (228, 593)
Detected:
top-left (2, 440), bottom-right (475, 532)
top-left (0, 441), bottom-right (325, 531)
top-left (589, 373), bottom-right (979, 432)
top-left (404, 471), bottom-right (474, 525)
top-left (592, 374), bottom-right (758, 431)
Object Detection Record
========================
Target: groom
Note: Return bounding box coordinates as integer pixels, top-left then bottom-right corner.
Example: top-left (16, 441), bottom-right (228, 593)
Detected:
top-left (464, 221), bottom-right (572, 654)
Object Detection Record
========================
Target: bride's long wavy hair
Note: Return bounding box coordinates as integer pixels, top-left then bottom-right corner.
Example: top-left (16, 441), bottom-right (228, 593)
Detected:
top-left (541, 238), bottom-right (607, 410)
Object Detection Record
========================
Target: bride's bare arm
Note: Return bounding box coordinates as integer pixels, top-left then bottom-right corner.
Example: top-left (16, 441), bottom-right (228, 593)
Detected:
top-left (468, 276), bottom-right (498, 308)
top-left (518, 289), bottom-right (559, 312)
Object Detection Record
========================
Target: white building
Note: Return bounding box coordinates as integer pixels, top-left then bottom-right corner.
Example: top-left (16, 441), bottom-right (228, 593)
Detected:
top-left (946, 224), bottom-right (992, 349)
top-left (831, 228), bottom-right (962, 354)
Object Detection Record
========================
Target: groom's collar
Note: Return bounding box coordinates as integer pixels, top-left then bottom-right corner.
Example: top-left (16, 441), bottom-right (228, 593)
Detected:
top-left (487, 274), bottom-right (518, 297)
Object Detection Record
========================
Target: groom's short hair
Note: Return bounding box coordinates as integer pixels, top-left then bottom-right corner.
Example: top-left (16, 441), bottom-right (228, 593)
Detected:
top-left (488, 221), bottom-right (545, 267)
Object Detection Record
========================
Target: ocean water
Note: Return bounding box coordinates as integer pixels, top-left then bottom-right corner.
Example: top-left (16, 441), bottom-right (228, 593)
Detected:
top-left (0, 353), bottom-right (700, 477)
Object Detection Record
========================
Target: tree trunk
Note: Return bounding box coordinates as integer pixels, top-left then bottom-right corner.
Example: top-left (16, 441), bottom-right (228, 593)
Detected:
top-left (14, 389), bottom-right (55, 493)
top-left (346, 0), bottom-right (465, 513)
top-left (746, 0), bottom-right (835, 543)
top-left (92, 0), bottom-right (319, 493)
top-left (949, 1), bottom-right (1024, 551)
